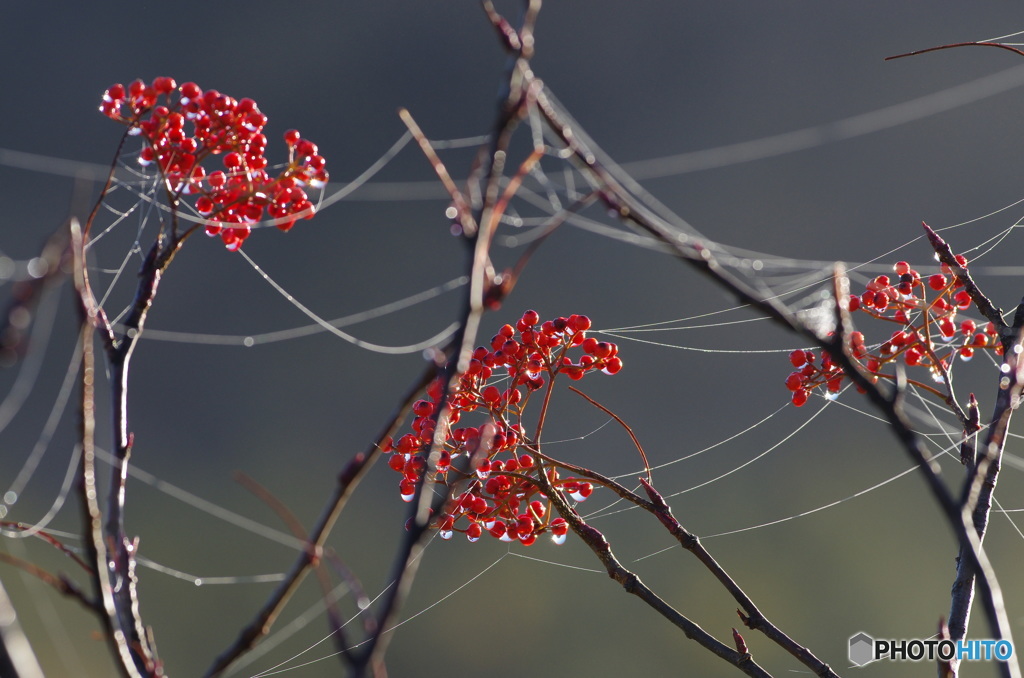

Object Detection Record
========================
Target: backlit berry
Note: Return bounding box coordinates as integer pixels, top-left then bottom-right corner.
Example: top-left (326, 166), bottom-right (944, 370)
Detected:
top-left (100, 78), bottom-right (327, 250)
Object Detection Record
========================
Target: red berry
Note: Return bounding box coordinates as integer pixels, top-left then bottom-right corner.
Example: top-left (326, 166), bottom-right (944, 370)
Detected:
top-left (106, 83), bottom-right (125, 101)
top-left (295, 139), bottom-right (318, 158)
top-left (152, 77), bottom-right (177, 95)
top-left (602, 356), bottom-right (623, 375)
top-left (180, 82), bottom-right (201, 101)
top-left (488, 521), bottom-right (507, 539)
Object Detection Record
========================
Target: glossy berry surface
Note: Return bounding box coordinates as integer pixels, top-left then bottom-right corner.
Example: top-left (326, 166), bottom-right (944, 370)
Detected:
top-left (100, 78), bottom-right (328, 250)
top-left (385, 312), bottom-right (621, 545)
top-left (783, 256), bottom-right (999, 407)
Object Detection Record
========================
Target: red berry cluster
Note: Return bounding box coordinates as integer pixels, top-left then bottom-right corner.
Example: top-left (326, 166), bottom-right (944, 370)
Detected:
top-left (785, 257), bottom-right (1000, 406)
top-left (384, 311), bottom-right (623, 545)
top-left (100, 77), bottom-right (328, 251)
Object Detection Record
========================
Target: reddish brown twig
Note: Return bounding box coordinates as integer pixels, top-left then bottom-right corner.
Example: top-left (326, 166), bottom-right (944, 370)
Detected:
top-left (887, 41), bottom-right (1024, 62)
top-left (567, 385), bottom-right (651, 480)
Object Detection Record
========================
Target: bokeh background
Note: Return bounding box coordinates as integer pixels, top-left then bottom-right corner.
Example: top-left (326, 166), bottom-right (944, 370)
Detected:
top-left (3, 3), bottom-right (1024, 677)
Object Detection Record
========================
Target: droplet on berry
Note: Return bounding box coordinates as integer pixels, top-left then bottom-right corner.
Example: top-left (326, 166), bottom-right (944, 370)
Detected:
top-left (569, 482), bottom-right (593, 502)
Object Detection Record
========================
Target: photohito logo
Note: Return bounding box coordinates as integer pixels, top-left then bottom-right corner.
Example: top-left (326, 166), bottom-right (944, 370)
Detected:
top-left (848, 632), bottom-right (1014, 666)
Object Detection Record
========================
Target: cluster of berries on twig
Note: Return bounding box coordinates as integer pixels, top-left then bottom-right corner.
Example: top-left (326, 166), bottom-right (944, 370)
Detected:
top-left (384, 311), bottom-right (623, 545)
top-left (100, 77), bottom-right (327, 250)
top-left (786, 257), bottom-right (1000, 406)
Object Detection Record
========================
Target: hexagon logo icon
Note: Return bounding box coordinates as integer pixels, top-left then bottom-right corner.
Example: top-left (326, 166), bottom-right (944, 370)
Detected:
top-left (849, 632), bottom-right (875, 666)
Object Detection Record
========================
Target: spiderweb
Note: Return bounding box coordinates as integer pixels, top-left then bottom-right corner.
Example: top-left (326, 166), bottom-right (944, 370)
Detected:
top-left (4, 23), bottom-right (1024, 678)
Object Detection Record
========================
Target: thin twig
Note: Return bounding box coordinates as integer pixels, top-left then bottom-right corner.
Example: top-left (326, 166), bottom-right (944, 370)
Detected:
top-left (639, 478), bottom-right (840, 678)
top-left (567, 385), bottom-right (651, 479)
top-left (920, 221), bottom-right (1022, 662)
top-left (530, 447), bottom-right (773, 677)
top-left (887, 41), bottom-right (1024, 62)
top-left (233, 471), bottom-right (354, 665)
top-left (0, 553), bottom-right (95, 613)
top-left (204, 366), bottom-right (434, 677)
top-left (71, 218), bottom-right (145, 678)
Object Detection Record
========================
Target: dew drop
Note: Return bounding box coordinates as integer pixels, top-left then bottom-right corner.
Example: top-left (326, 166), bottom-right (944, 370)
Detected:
top-left (569, 490), bottom-right (588, 502)
top-left (4, 491), bottom-right (18, 505)
top-left (439, 529), bottom-right (453, 540)
top-left (550, 533), bottom-right (567, 545)
top-left (243, 337), bottom-right (255, 347)
top-left (467, 534), bottom-right (480, 543)
top-left (26, 258), bottom-right (47, 279)
top-left (194, 578), bottom-right (203, 587)
top-left (400, 490), bottom-right (415, 503)
top-left (8, 307), bottom-right (29, 330)
top-left (825, 391), bottom-right (839, 401)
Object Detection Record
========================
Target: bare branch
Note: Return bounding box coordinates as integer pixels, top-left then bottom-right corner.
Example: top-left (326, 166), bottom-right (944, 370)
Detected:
top-left (533, 82), bottom-right (1019, 678)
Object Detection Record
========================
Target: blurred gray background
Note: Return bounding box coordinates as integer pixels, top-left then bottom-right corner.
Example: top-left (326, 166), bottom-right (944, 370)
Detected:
top-left (3, 2), bottom-right (1024, 677)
